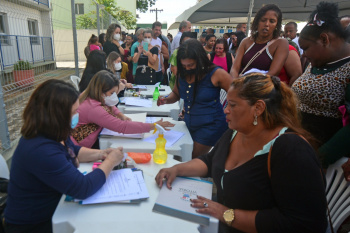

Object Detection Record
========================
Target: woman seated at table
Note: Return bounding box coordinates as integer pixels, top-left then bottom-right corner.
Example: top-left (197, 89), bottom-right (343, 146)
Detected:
top-left (71, 70), bottom-right (174, 149)
top-left (158, 39), bottom-right (233, 158)
top-left (106, 51), bottom-right (133, 89)
top-left (230, 4), bottom-right (288, 78)
top-left (132, 29), bottom-right (159, 85)
top-left (4, 80), bottom-right (125, 233)
top-left (208, 38), bottom-right (235, 73)
top-left (156, 73), bottom-right (327, 233)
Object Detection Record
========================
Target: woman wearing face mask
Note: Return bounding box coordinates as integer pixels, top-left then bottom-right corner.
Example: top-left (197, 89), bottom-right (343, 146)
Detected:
top-left (71, 70), bottom-right (174, 149)
top-left (3, 79), bottom-right (124, 233)
top-left (158, 39), bottom-right (233, 158)
top-left (132, 29), bottom-right (159, 85)
top-left (103, 23), bottom-right (125, 57)
top-left (106, 51), bottom-right (133, 89)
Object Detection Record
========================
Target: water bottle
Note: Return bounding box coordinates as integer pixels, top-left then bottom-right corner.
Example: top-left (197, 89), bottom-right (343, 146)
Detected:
top-left (153, 86), bottom-right (160, 101)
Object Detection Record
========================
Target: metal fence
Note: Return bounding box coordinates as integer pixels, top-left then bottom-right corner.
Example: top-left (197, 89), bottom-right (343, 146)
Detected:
top-left (0, 35), bottom-right (54, 70)
top-left (0, 0), bottom-right (127, 156)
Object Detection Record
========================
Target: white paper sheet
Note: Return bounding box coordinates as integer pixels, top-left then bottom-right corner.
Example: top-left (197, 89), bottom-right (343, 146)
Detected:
top-left (143, 130), bottom-right (184, 147)
top-left (82, 169), bottom-right (149, 204)
top-left (145, 117), bottom-right (157, 123)
top-left (132, 85), bottom-right (147, 90)
top-left (125, 98), bottom-right (153, 107)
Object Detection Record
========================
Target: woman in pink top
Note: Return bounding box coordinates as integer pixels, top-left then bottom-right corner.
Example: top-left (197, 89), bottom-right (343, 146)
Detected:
top-left (71, 70), bottom-right (174, 148)
top-left (208, 38), bottom-right (234, 73)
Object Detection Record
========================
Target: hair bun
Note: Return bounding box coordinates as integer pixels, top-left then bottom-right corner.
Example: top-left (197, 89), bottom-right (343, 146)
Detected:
top-left (311, 2), bottom-right (339, 22)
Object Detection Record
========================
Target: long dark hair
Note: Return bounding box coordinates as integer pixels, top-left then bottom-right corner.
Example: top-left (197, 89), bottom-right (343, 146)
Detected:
top-left (21, 80), bottom-right (79, 142)
top-left (176, 39), bottom-right (215, 105)
top-left (250, 4), bottom-right (282, 41)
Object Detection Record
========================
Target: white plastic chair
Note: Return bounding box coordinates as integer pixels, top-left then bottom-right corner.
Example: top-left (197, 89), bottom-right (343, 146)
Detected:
top-left (325, 157), bottom-right (350, 231)
top-left (70, 75), bottom-right (81, 91)
top-left (0, 154), bottom-right (9, 179)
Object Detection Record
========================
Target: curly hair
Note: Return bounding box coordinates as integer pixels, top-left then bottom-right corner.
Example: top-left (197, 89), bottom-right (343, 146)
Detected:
top-left (250, 4), bottom-right (282, 41)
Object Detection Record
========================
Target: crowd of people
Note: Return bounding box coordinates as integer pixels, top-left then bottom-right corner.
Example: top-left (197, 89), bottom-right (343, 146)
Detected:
top-left (2, 1), bottom-right (350, 233)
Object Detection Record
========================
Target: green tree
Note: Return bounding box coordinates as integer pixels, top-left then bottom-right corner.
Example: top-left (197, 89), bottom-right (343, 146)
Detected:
top-left (77, 0), bottom-right (137, 29)
top-left (137, 0), bottom-right (157, 13)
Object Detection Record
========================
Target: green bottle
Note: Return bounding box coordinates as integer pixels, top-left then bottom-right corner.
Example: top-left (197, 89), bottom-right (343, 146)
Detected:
top-left (153, 86), bottom-right (160, 101)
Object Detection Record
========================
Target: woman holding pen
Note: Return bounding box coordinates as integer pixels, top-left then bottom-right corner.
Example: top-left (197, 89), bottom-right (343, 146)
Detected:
top-left (3, 80), bottom-right (124, 233)
top-left (158, 39), bottom-right (233, 158)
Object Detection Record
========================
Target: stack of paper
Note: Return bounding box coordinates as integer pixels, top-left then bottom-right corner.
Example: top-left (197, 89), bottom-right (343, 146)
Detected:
top-left (143, 130), bottom-right (185, 147)
top-left (153, 177), bottom-right (213, 225)
top-left (100, 113), bottom-right (147, 139)
top-left (82, 168), bottom-right (149, 204)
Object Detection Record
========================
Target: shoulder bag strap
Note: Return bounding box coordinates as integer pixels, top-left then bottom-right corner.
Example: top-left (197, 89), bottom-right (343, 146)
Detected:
top-left (267, 132), bottom-right (334, 233)
top-left (239, 39), bottom-right (276, 76)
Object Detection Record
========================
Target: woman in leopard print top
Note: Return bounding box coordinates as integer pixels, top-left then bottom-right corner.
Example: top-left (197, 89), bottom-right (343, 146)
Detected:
top-left (291, 2), bottom-right (350, 167)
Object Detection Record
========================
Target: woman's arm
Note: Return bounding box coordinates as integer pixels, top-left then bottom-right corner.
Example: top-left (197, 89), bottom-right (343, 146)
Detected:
top-left (155, 158), bottom-right (209, 189)
top-left (132, 46), bottom-right (143, 63)
top-left (267, 38), bottom-right (289, 77)
top-left (286, 50), bottom-right (302, 86)
top-left (145, 47), bottom-right (158, 65)
top-left (112, 39), bottom-right (124, 55)
top-left (212, 68), bottom-right (234, 92)
top-left (230, 38), bottom-right (249, 79)
top-left (157, 83), bottom-right (180, 105)
top-left (161, 44), bottom-right (169, 60)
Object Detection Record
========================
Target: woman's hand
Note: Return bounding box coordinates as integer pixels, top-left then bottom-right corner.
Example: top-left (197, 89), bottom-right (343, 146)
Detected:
top-left (104, 147), bottom-right (124, 166)
top-left (138, 44), bottom-right (144, 53)
top-left (122, 115), bottom-right (132, 121)
top-left (157, 96), bottom-right (167, 106)
top-left (342, 158), bottom-right (350, 181)
top-left (154, 118), bottom-right (175, 130)
top-left (155, 166), bottom-right (178, 189)
top-left (191, 195), bottom-right (230, 223)
top-left (126, 83), bottom-right (133, 89)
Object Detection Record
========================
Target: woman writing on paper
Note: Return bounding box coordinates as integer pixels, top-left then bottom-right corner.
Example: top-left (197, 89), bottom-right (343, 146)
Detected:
top-left (71, 70), bottom-right (174, 149)
top-left (156, 73), bottom-right (327, 233)
top-left (158, 39), bottom-right (233, 158)
top-left (4, 80), bottom-right (124, 233)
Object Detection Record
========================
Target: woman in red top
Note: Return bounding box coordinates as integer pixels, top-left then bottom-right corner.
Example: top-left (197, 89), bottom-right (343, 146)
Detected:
top-left (208, 38), bottom-right (235, 73)
top-left (121, 34), bottom-right (134, 83)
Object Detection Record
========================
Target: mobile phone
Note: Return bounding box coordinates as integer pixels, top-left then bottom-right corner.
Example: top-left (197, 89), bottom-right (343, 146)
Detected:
top-left (159, 88), bottom-right (165, 91)
top-left (143, 42), bottom-right (148, 52)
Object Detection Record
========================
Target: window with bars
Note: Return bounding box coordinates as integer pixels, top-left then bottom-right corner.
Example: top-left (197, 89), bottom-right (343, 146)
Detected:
top-left (0, 13), bottom-right (10, 45)
top-left (75, 4), bottom-right (84, 15)
top-left (28, 19), bottom-right (40, 45)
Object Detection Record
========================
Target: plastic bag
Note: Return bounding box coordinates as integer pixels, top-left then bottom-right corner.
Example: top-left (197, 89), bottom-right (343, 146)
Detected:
top-left (127, 152), bottom-right (152, 164)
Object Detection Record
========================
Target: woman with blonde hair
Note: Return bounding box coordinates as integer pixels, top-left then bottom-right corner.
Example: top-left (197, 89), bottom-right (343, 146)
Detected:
top-left (156, 73), bottom-right (327, 233)
top-left (103, 23), bottom-right (124, 57)
top-left (106, 51), bottom-right (132, 89)
top-left (71, 70), bottom-right (174, 148)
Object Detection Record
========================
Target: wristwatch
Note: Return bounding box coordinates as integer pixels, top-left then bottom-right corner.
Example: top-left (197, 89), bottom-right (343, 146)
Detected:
top-left (223, 209), bottom-right (235, 226)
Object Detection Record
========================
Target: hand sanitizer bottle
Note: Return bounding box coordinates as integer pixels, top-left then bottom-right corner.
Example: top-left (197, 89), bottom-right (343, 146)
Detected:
top-left (152, 124), bottom-right (167, 164)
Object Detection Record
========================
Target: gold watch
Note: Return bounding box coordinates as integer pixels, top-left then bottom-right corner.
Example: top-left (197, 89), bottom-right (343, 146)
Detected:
top-left (223, 209), bottom-right (235, 226)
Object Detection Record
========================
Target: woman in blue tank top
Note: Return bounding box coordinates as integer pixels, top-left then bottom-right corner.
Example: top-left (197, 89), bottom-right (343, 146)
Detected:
top-left (157, 39), bottom-right (233, 158)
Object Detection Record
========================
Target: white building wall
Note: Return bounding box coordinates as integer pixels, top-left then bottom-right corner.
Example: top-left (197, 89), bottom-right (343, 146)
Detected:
top-left (0, 1), bottom-right (53, 68)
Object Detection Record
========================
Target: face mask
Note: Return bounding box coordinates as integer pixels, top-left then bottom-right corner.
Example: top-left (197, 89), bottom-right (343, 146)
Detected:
top-left (104, 92), bottom-right (119, 106)
top-left (71, 113), bottom-right (79, 129)
top-left (184, 69), bottom-right (196, 76)
top-left (113, 33), bottom-right (121, 41)
top-left (114, 62), bottom-right (122, 71)
top-left (143, 38), bottom-right (151, 44)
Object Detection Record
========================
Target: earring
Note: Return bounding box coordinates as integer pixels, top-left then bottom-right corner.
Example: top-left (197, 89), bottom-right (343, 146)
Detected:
top-left (253, 114), bottom-right (258, 126)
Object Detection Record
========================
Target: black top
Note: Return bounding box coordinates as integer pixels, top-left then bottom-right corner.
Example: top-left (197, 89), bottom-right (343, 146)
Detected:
top-left (134, 47), bottom-right (158, 66)
top-left (198, 129), bottom-right (327, 233)
top-left (103, 40), bottom-right (122, 57)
